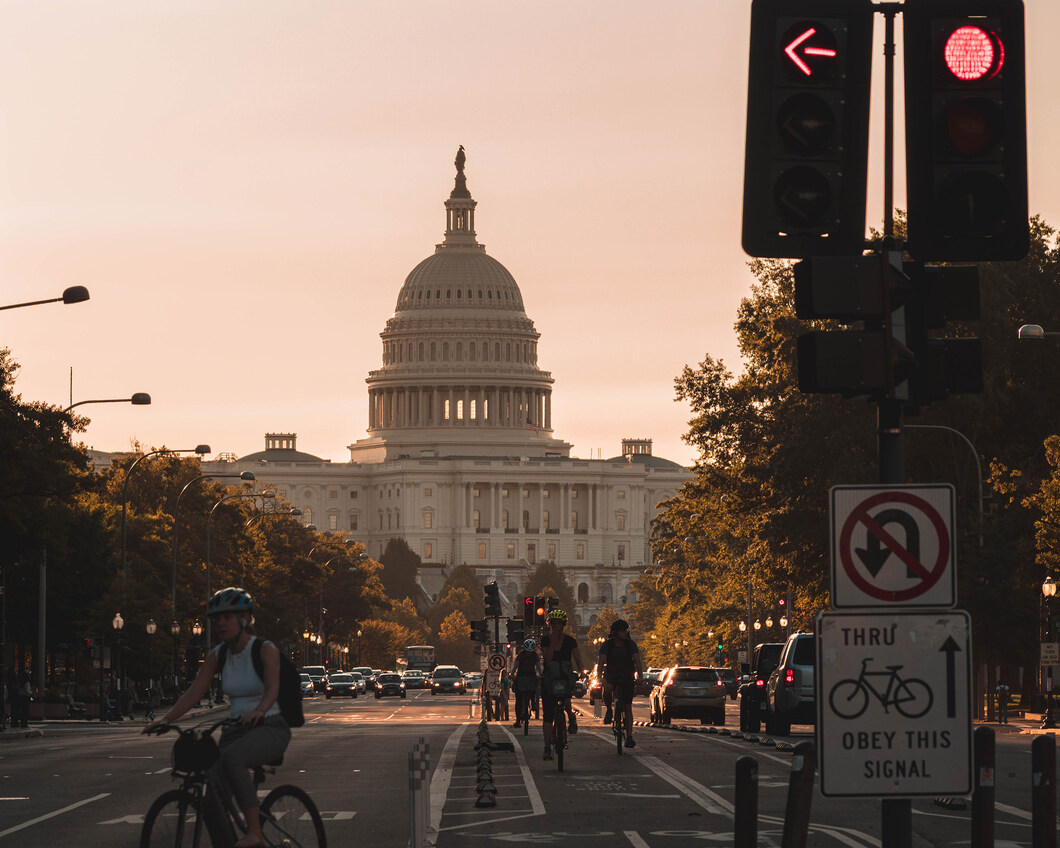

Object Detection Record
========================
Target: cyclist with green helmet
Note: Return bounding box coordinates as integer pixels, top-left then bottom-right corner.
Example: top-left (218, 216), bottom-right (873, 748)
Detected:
top-left (540, 608), bottom-right (584, 760)
top-left (144, 587), bottom-right (290, 848)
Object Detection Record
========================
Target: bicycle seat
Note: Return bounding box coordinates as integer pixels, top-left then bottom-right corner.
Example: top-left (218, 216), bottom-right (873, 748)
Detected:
top-left (885, 665), bottom-right (903, 671)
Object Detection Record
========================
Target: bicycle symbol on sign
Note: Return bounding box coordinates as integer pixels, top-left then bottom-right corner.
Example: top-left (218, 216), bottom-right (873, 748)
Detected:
top-left (828, 657), bottom-right (933, 719)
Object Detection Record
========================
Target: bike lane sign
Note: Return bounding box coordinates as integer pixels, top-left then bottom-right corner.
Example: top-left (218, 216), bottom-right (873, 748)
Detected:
top-left (816, 610), bottom-right (972, 798)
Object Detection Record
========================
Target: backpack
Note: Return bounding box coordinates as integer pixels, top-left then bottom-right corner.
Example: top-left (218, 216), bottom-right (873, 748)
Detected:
top-left (604, 635), bottom-right (636, 666)
top-left (217, 638), bottom-right (305, 728)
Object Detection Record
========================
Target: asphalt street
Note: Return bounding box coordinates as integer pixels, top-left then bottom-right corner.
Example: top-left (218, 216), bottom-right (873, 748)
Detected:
top-left (0, 688), bottom-right (1054, 846)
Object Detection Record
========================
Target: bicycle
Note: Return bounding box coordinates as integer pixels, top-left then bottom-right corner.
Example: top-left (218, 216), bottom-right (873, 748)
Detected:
top-left (611, 678), bottom-right (634, 755)
top-left (141, 718), bottom-right (326, 848)
top-left (544, 663), bottom-right (573, 772)
top-left (829, 658), bottom-right (933, 720)
top-left (513, 676), bottom-right (537, 736)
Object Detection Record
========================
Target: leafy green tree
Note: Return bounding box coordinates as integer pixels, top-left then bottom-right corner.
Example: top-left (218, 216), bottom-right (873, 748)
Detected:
top-left (587, 606), bottom-right (619, 643)
top-left (381, 597), bottom-right (431, 645)
top-left (436, 610), bottom-right (476, 668)
top-left (428, 586), bottom-right (477, 635)
top-left (357, 619), bottom-right (415, 670)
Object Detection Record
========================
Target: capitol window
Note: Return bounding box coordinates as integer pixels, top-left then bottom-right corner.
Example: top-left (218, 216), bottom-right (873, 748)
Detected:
top-left (572, 511), bottom-right (579, 530)
top-left (350, 514), bottom-right (358, 531)
top-left (473, 510), bottom-right (481, 529)
top-left (424, 488), bottom-right (432, 497)
top-left (618, 545), bottom-right (626, 560)
top-left (502, 510), bottom-right (510, 529)
top-left (548, 543), bottom-right (556, 560)
top-left (424, 542), bottom-right (433, 559)
top-left (576, 543), bottom-right (585, 560)
top-left (617, 490), bottom-right (626, 499)
top-left (527, 544), bottom-right (536, 563)
top-left (479, 543), bottom-right (487, 559)
top-left (423, 511), bottom-right (433, 529)
top-left (329, 514), bottom-right (338, 531)
top-left (543, 511), bottom-right (550, 529)
top-left (507, 543), bottom-right (516, 559)
top-left (616, 513), bottom-right (626, 531)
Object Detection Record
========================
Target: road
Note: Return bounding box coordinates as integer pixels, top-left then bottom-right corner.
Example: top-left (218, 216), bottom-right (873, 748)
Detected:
top-left (0, 689), bottom-right (1052, 846)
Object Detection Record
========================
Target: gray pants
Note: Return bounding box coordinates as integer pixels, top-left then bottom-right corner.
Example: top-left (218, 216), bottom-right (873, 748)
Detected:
top-left (213, 715), bottom-right (291, 811)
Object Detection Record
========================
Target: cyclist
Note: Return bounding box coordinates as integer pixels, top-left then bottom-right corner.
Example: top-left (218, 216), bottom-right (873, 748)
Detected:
top-left (145, 587), bottom-right (290, 848)
top-left (599, 619), bottom-right (643, 748)
top-left (540, 608), bottom-right (585, 760)
top-left (512, 638), bottom-right (541, 728)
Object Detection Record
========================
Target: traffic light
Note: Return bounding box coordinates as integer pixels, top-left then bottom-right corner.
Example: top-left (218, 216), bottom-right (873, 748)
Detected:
top-left (484, 581), bottom-right (501, 617)
top-left (742, 0), bottom-right (874, 257)
top-left (506, 618), bottom-right (524, 643)
top-left (84, 637), bottom-right (95, 659)
top-left (904, 263), bottom-right (983, 410)
top-left (469, 620), bottom-right (489, 643)
top-left (794, 254), bottom-right (915, 396)
top-left (534, 597), bottom-right (547, 626)
top-left (904, 0), bottom-right (1028, 261)
top-left (547, 597), bottom-right (559, 613)
top-left (523, 596), bottom-right (535, 626)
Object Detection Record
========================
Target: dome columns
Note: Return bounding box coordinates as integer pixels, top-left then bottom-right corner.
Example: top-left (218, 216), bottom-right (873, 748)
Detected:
top-left (367, 383), bottom-right (552, 433)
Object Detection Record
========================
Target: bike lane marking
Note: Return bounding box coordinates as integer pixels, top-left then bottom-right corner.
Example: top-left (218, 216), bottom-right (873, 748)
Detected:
top-left (0, 792), bottom-right (110, 839)
top-left (429, 722), bottom-right (468, 834)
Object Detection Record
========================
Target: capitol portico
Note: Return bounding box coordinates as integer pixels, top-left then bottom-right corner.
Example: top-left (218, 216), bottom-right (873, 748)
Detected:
top-left (201, 150), bottom-right (690, 631)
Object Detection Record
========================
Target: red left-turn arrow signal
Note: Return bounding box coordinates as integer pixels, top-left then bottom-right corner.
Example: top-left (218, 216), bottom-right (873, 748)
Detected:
top-left (785, 27), bottom-right (838, 76)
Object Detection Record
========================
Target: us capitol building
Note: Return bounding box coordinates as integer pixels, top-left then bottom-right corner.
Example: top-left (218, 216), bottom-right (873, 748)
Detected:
top-left (201, 149), bottom-right (690, 632)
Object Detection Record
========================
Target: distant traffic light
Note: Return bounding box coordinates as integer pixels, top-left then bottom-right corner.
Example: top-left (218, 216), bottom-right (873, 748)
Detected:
top-left (742, 0), bottom-right (874, 257)
top-left (469, 620), bottom-right (489, 643)
top-left (506, 619), bottom-right (524, 643)
top-left (484, 581), bottom-right (502, 617)
top-left (904, 0), bottom-right (1028, 260)
top-left (523, 596), bottom-right (535, 626)
top-left (534, 597), bottom-right (547, 626)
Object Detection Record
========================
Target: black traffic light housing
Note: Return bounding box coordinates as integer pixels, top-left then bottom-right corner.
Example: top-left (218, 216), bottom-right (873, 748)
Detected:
top-left (904, 0), bottom-right (1028, 261)
top-left (484, 581), bottom-right (501, 617)
top-left (742, 0), bottom-right (874, 257)
top-left (469, 620), bottom-right (489, 643)
top-left (506, 619), bottom-right (524, 644)
top-left (523, 596), bottom-right (535, 626)
top-left (534, 597), bottom-right (547, 626)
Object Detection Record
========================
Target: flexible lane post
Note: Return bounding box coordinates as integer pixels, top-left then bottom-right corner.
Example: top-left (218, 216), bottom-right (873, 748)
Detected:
top-left (734, 755), bottom-right (759, 848)
top-left (971, 726), bottom-right (995, 848)
top-left (1032, 734), bottom-right (1056, 848)
top-left (781, 741), bottom-right (816, 848)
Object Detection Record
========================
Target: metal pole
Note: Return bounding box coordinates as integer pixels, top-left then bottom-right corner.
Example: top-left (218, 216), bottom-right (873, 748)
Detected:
top-left (971, 726), bottom-right (995, 848)
top-left (36, 548), bottom-right (46, 694)
top-left (734, 756), bottom-right (759, 848)
top-left (1031, 734), bottom-right (1056, 848)
top-left (781, 741), bottom-right (817, 848)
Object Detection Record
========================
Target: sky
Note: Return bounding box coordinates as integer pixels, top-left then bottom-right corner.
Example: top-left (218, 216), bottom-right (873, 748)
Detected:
top-left (2, 1), bottom-right (1058, 469)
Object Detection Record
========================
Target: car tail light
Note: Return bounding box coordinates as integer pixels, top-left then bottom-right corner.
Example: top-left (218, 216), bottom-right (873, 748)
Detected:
top-left (785, 669), bottom-right (795, 687)
top-left (755, 679), bottom-right (765, 688)
top-left (716, 680), bottom-right (725, 687)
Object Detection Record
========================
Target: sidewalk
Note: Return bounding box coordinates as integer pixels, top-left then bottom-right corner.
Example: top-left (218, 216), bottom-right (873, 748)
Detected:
top-left (975, 712), bottom-right (1060, 735)
top-left (0, 700), bottom-right (230, 743)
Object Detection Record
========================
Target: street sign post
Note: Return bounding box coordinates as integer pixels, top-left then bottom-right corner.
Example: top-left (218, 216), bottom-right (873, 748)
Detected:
top-left (1041, 642), bottom-right (1059, 667)
top-left (830, 485), bottom-right (956, 608)
top-left (816, 610), bottom-right (972, 797)
top-left (486, 652), bottom-right (506, 672)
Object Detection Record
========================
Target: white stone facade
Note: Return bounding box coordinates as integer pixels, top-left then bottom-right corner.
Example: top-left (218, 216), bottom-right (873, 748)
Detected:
top-left (200, 152), bottom-right (689, 630)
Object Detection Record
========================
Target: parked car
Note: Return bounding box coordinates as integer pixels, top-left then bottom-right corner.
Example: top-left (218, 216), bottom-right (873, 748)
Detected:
top-left (402, 670), bottom-right (427, 689)
top-left (325, 673), bottom-right (359, 698)
top-left (649, 666), bottom-right (727, 726)
top-left (712, 667), bottom-right (739, 700)
top-left (348, 671), bottom-right (367, 694)
top-left (738, 643), bottom-right (784, 732)
top-left (300, 673), bottom-right (315, 697)
top-left (430, 665), bottom-right (466, 695)
top-left (587, 665), bottom-right (604, 705)
top-left (463, 671), bottom-right (482, 690)
top-left (765, 632), bottom-right (817, 735)
top-left (375, 672), bottom-right (407, 699)
top-left (303, 665), bottom-right (327, 693)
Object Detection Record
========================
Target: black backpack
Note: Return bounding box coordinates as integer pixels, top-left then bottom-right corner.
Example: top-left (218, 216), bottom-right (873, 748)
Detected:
top-left (217, 639), bottom-right (305, 728)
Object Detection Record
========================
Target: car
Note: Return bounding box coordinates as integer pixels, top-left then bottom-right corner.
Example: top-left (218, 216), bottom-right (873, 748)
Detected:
top-left (586, 665), bottom-right (604, 705)
top-left (325, 673), bottom-right (359, 698)
top-left (374, 672), bottom-right (407, 699)
top-left (300, 673), bottom-right (315, 697)
top-left (764, 632), bottom-right (816, 735)
top-left (649, 666), bottom-right (727, 726)
top-left (463, 671), bottom-right (482, 690)
top-left (712, 667), bottom-right (739, 700)
top-left (430, 665), bottom-right (466, 695)
top-left (303, 665), bottom-right (327, 693)
top-left (401, 670), bottom-right (427, 689)
top-left (348, 671), bottom-right (367, 694)
top-left (738, 643), bottom-right (784, 732)
top-left (365, 669), bottom-right (383, 691)
top-left (350, 666), bottom-right (373, 679)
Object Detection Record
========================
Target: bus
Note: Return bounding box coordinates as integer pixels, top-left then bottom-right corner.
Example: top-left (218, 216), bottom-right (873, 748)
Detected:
top-left (397, 645), bottom-right (436, 674)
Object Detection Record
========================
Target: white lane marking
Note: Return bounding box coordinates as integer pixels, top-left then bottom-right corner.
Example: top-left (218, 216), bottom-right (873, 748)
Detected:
top-left (428, 722), bottom-right (468, 836)
top-left (498, 724), bottom-right (545, 815)
top-left (624, 832), bottom-right (651, 848)
top-left (636, 751), bottom-right (731, 815)
top-left (995, 801), bottom-right (1032, 821)
top-left (0, 792), bottom-right (110, 839)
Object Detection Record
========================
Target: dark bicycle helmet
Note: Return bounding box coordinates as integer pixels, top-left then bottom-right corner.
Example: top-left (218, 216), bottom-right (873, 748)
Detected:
top-left (610, 619), bottom-right (630, 633)
top-left (207, 586), bottom-right (253, 617)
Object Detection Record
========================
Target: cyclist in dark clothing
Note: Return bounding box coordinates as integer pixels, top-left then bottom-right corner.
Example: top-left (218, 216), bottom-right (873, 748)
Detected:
top-left (599, 619), bottom-right (643, 748)
top-left (512, 639), bottom-right (540, 728)
top-left (540, 609), bottom-right (584, 760)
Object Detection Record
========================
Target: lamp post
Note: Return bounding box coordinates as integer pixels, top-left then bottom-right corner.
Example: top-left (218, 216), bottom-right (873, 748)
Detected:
top-left (121, 445), bottom-right (211, 610)
top-left (145, 618), bottom-right (156, 689)
top-left (169, 621), bottom-right (180, 683)
top-left (63, 393), bottom-right (151, 415)
top-left (171, 471), bottom-right (256, 630)
top-left (245, 507), bottom-right (302, 529)
top-left (302, 625), bottom-right (311, 666)
top-left (356, 630), bottom-right (362, 666)
top-left (204, 489), bottom-right (274, 646)
top-left (1043, 577), bottom-right (1057, 729)
top-left (112, 612), bottom-right (125, 715)
top-left (0, 285), bottom-right (89, 311)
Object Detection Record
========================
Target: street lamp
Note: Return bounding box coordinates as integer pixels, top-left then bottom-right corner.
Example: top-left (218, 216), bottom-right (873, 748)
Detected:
top-left (245, 507), bottom-right (302, 528)
top-left (63, 393), bottom-right (151, 414)
top-left (0, 285), bottom-right (90, 311)
top-left (171, 471), bottom-right (256, 632)
top-left (356, 630), bottom-right (362, 666)
top-left (1043, 577), bottom-right (1057, 729)
top-left (204, 489), bottom-right (274, 646)
top-left (146, 618), bottom-right (157, 689)
top-left (169, 621), bottom-right (180, 683)
top-left (765, 615), bottom-right (774, 629)
top-left (753, 620), bottom-right (762, 631)
top-left (1018, 324), bottom-right (1060, 340)
top-left (112, 612), bottom-right (125, 715)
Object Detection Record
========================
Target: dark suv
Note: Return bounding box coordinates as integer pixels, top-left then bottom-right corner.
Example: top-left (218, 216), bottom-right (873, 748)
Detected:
top-left (765, 632), bottom-right (816, 735)
top-left (738, 643), bottom-right (783, 732)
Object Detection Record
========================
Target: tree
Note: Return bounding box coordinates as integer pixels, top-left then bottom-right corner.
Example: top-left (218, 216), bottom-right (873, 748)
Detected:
top-left (381, 597), bottom-right (431, 645)
top-left (428, 586), bottom-right (477, 636)
top-left (378, 537), bottom-right (421, 603)
top-left (587, 606), bottom-right (620, 643)
top-left (436, 610), bottom-right (476, 668)
top-left (356, 619), bottom-right (415, 670)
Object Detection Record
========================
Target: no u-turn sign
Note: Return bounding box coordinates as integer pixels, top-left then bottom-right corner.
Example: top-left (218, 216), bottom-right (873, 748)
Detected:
top-left (830, 485), bottom-right (955, 608)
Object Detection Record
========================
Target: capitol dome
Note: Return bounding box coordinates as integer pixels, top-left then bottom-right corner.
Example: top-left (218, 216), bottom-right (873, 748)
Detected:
top-left (348, 148), bottom-right (571, 463)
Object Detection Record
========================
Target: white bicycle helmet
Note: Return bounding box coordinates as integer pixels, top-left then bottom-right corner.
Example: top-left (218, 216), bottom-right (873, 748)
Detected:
top-left (523, 639), bottom-right (537, 652)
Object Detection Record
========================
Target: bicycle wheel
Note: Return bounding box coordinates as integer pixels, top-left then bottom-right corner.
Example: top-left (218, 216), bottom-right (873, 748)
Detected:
top-left (554, 708), bottom-right (566, 773)
top-left (829, 679), bottom-right (869, 719)
top-left (614, 702), bottom-right (623, 755)
top-left (894, 678), bottom-right (933, 719)
top-left (140, 789), bottom-right (202, 848)
top-left (260, 784), bottom-right (327, 848)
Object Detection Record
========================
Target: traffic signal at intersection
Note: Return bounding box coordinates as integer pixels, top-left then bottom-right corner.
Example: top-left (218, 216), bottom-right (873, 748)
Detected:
top-left (523, 596), bottom-right (535, 626)
top-left (742, 0), bottom-right (874, 257)
top-left (904, 0), bottom-right (1028, 261)
top-left (506, 618), bottom-right (524, 643)
top-left (534, 597), bottom-right (547, 626)
top-left (484, 581), bottom-right (501, 617)
top-left (469, 620), bottom-right (489, 643)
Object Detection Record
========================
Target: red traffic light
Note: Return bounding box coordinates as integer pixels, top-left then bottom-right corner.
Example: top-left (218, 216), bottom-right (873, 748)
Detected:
top-left (782, 24), bottom-right (838, 78)
top-left (525, 597), bottom-right (533, 605)
top-left (944, 25), bottom-right (1004, 81)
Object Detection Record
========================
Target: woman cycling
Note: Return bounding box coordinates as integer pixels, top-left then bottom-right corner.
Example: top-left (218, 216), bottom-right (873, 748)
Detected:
top-left (540, 609), bottom-right (584, 760)
top-left (144, 587), bottom-right (290, 848)
top-left (511, 638), bottom-right (541, 729)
